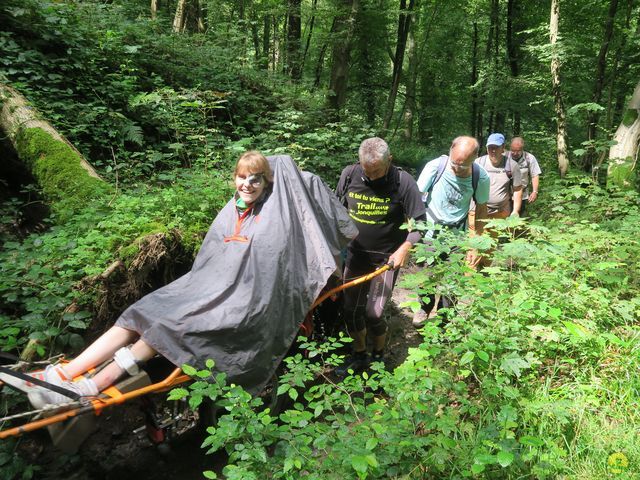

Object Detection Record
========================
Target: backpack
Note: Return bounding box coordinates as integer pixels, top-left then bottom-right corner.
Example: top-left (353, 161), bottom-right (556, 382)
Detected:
top-left (423, 155), bottom-right (481, 204)
top-left (422, 155), bottom-right (481, 230)
top-left (336, 163), bottom-right (403, 206)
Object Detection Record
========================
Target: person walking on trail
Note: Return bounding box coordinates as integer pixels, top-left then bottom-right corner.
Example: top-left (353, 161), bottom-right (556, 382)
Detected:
top-left (508, 136), bottom-right (542, 216)
top-left (0, 151), bottom-right (357, 408)
top-left (470, 133), bottom-right (523, 224)
top-left (335, 137), bottom-right (425, 375)
top-left (412, 136), bottom-right (490, 327)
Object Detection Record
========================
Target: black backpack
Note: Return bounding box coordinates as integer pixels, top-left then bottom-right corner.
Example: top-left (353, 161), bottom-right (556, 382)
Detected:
top-left (336, 163), bottom-right (403, 206)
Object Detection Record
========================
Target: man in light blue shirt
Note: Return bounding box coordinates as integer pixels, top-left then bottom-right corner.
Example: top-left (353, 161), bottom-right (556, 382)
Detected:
top-left (413, 136), bottom-right (490, 326)
top-left (417, 136), bottom-right (490, 234)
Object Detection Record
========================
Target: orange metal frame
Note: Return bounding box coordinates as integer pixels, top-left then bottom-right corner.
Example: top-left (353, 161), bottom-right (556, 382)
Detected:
top-left (0, 264), bottom-right (391, 440)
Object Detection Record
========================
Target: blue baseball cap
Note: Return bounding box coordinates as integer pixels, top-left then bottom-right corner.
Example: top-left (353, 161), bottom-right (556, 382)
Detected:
top-left (486, 133), bottom-right (505, 146)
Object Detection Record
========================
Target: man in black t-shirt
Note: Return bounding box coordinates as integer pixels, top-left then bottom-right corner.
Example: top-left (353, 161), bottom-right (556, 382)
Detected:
top-left (335, 137), bottom-right (425, 375)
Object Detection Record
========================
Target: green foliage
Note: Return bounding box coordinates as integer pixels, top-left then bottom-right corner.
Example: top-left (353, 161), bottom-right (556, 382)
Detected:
top-left (172, 175), bottom-right (640, 479)
top-left (0, 171), bottom-right (230, 356)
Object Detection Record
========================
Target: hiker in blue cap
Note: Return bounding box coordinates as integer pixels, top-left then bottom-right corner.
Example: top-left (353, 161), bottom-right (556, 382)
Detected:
top-left (470, 133), bottom-right (523, 225)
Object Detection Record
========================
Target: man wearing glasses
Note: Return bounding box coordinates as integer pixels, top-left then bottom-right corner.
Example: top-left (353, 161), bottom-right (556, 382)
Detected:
top-left (412, 136), bottom-right (490, 326)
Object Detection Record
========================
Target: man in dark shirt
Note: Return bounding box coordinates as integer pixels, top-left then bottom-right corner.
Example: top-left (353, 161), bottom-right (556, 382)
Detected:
top-left (335, 137), bottom-right (425, 374)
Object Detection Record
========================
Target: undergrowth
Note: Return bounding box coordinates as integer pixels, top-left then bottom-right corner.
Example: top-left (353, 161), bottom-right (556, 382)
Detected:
top-left (171, 174), bottom-right (639, 479)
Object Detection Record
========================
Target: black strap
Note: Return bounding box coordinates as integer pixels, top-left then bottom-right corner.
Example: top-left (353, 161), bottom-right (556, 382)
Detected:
top-left (0, 365), bottom-right (82, 401)
top-left (0, 352), bottom-right (19, 366)
top-left (336, 163), bottom-right (360, 205)
top-left (471, 163), bottom-right (480, 203)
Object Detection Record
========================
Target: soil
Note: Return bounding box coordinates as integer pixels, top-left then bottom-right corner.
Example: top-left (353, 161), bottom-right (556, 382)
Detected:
top-left (11, 279), bottom-right (423, 480)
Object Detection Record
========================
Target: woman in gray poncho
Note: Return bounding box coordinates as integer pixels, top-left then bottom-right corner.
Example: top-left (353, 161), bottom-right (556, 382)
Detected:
top-left (2, 150), bottom-right (357, 408)
top-left (5, 151), bottom-right (273, 407)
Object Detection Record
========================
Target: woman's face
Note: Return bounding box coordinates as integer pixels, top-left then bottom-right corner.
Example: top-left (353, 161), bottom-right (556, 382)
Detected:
top-left (235, 169), bottom-right (267, 205)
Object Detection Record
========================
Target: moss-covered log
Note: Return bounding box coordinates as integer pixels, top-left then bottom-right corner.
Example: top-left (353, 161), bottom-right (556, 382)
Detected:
top-left (0, 84), bottom-right (111, 212)
top-left (607, 80), bottom-right (640, 190)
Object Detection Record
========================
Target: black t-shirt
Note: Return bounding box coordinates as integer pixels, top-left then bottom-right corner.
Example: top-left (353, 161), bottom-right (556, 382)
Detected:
top-left (336, 164), bottom-right (425, 265)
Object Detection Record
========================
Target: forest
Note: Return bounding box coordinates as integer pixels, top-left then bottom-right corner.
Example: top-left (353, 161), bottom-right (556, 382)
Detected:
top-left (0, 0), bottom-right (639, 478)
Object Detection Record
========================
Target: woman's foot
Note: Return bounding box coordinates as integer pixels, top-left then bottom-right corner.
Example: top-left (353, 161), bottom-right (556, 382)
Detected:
top-left (28, 378), bottom-right (99, 409)
top-left (0, 364), bottom-right (70, 394)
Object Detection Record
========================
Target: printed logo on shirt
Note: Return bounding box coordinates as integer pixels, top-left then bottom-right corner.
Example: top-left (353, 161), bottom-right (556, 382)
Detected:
top-left (348, 191), bottom-right (391, 225)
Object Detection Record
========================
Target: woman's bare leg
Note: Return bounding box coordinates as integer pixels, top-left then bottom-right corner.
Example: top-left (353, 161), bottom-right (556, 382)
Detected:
top-left (90, 338), bottom-right (158, 391)
top-left (62, 326), bottom-right (139, 378)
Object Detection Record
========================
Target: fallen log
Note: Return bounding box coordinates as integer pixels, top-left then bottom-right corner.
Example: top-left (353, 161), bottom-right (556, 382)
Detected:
top-left (0, 83), bottom-right (111, 212)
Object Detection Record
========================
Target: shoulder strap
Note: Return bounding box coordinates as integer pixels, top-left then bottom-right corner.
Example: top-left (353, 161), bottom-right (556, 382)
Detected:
top-left (337, 163), bottom-right (360, 203)
top-left (471, 163), bottom-right (480, 203)
top-left (424, 155), bottom-right (448, 202)
top-left (504, 156), bottom-right (512, 179)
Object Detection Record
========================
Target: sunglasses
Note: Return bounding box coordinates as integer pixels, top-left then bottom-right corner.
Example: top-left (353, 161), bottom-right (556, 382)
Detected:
top-left (240, 173), bottom-right (265, 188)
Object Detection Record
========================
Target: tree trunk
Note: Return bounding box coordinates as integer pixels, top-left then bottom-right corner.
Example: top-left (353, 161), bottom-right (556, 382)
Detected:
top-left (402, 3), bottom-right (419, 140)
top-left (604, 0), bottom-right (634, 133)
top-left (327, 0), bottom-right (360, 114)
top-left (287, 0), bottom-right (302, 80)
top-left (173, 0), bottom-right (187, 32)
top-left (0, 84), bottom-right (109, 213)
top-left (506, 0), bottom-right (521, 134)
top-left (262, 15), bottom-right (271, 70)
top-left (151, 0), bottom-right (159, 20)
top-left (586, 0), bottom-right (619, 170)
top-left (301, 0), bottom-right (318, 73)
top-left (607, 79), bottom-right (640, 189)
top-left (550, 0), bottom-right (569, 177)
top-left (382, 0), bottom-right (415, 131)
top-left (470, 21), bottom-right (479, 137)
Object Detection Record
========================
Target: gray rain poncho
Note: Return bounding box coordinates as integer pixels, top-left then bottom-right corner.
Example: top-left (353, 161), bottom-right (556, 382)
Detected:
top-left (116, 155), bottom-right (357, 393)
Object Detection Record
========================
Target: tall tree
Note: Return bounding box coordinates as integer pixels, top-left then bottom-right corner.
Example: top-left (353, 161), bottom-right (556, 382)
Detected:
top-left (151, 0), bottom-right (159, 20)
top-left (586, 0), bottom-right (620, 170)
top-left (382, 0), bottom-right (415, 130)
top-left (607, 79), bottom-right (640, 189)
top-left (287, 0), bottom-right (302, 80)
top-left (550, 0), bottom-right (569, 177)
top-left (506, 0), bottom-right (521, 134)
top-left (402, 2), bottom-right (419, 140)
top-left (301, 0), bottom-right (319, 73)
top-left (470, 20), bottom-right (480, 137)
top-left (327, 0), bottom-right (360, 113)
top-left (173, 0), bottom-right (204, 33)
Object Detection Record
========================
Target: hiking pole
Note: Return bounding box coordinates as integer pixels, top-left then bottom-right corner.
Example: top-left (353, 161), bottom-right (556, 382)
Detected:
top-left (310, 262), bottom-right (393, 310)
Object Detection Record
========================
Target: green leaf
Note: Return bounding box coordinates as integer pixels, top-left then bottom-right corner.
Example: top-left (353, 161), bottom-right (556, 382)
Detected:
top-left (497, 450), bottom-right (514, 467)
top-left (277, 384), bottom-right (290, 396)
top-left (519, 436), bottom-right (544, 447)
top-left (366, 438), bottom-right (378, 450)
top-left (288, 388), bottom-right (298, 401)
top-left (351, 455), bottom-right (369, 474)
top-left (562, 321), bottom-right (591, 339)
top-left (500, 352), bottom-right (530, 378)
top-left (182, 364), bottom-right (198, 376)
top-left (477, 351), bottom-right (489, 362)
top-left (205, 359), bottom-right (215, 369)
top-left (459, 351), bottom-right (475, 365)
top-left (167, 388), bottom-right (189, 400)
top-left (203, 471), bottom-right (217, 479)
